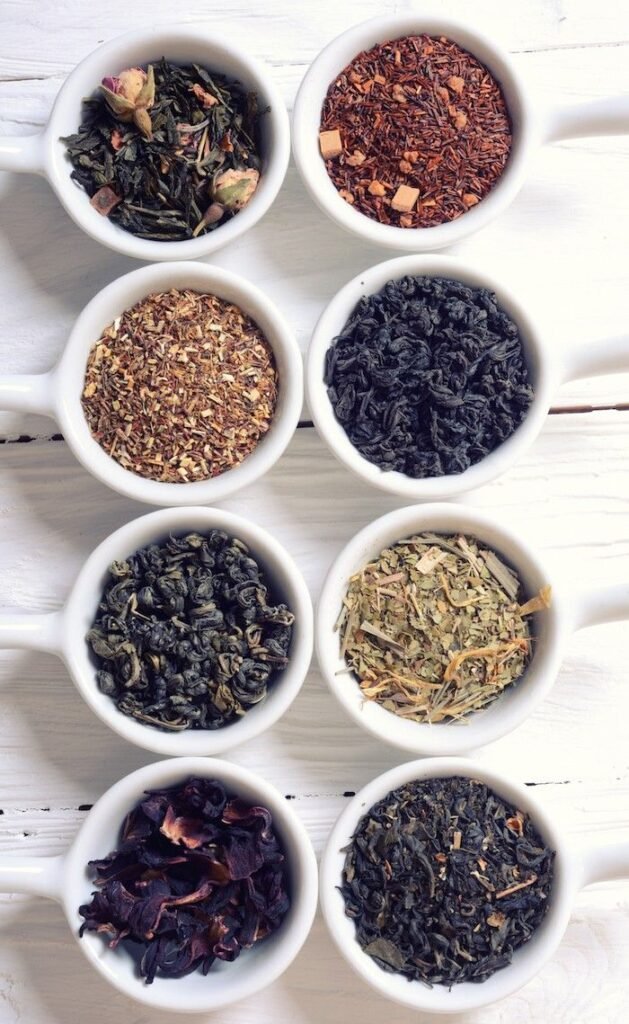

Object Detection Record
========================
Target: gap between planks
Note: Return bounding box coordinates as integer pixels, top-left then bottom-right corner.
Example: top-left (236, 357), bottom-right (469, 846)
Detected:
top-left (1, 405), bottom-right (629, 445)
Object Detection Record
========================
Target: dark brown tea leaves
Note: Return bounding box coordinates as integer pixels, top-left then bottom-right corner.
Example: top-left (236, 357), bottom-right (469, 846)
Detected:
top-left (341, 776), bottom-right (555, 987)
top-left (337, 532), bottom-right (550, 723)
top-left (87, 530), bottom-right (294, 731)
top-left (79, 776), bottom-right (290, 982)
top-left (324, 275), bottom-right (534, 479)
top-left (63, 59), bottom-right (264, 240)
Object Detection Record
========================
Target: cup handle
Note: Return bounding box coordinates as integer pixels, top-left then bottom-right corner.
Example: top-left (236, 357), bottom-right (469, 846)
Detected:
top-left (557, 335), bottom-right (629, 385)
top-left (0, 133), bottom-right (46, 175)
top-left (579, 840), bottom-right (629, 888)
top-left (567, 583), bottom-right (629, 633)
top-left (542, 95), bottom-right (629, 144)
top-left (0, 854), bottom-right (64, 901)
top-left (0, 610), bottom-right (64, 654)
top-left (0, 371), bottom-right (56, 418)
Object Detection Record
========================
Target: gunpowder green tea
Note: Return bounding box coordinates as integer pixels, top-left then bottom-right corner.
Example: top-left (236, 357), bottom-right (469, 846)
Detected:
top-left (62, 59), bottom-right (263, 240)
top-left (341, 775), bottom-right (555, 986)
top-left (337, 532), bottom-right (551, 722)
top-left (87, 530), bottom-right (294, 730)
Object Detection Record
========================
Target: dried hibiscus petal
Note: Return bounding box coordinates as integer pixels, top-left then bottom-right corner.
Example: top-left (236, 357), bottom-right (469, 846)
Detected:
top-left (79, 777), bottom-right (289, 983)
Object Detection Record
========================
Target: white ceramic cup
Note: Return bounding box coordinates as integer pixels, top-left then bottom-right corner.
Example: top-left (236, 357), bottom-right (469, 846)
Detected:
top-left (292, 12), bottom-right (629, 251)
top-left (0, 506), bottom-right (313, 755)
top-left (0, 261), bottom-right (302, 506)
top-left (0, 756), bottom-right (318, 1013)
top-left (320, 756), bottom-right (629, 1013)
top-left (0, 26), bottom-right (290, 260)
top-left (306, 253), bottom-right (629, 501)
top-left (316, 503), bottom-right (629, 755)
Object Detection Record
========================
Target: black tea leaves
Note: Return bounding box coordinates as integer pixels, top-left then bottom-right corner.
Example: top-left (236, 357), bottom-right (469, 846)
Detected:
top-left (341, 775), bottom-right (554, 987)
top-left (324, 275), bottom-right (534, 478)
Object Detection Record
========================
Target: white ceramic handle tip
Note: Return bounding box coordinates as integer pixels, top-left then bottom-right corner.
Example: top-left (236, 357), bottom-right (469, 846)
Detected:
top-left (543, 95), bottom-right (629, 144)
top-left (580, 840), bottom-right (629, 888)
top-left (0, 611), bottom-right (64, 655)
top-left (0, 855), bottom-right (64, 900)
top-left (570, 583), bottom-right (629, 633)
top-left (0, 372), bottom-right (56, 418)
top-left (0, 133), bottom-right (45, 175)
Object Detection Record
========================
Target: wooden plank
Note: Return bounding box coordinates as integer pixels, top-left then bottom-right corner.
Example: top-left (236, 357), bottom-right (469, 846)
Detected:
top-left (0, 416), bottom-right (628, 807)
top-left (2, 42), bottom-right (629, 432)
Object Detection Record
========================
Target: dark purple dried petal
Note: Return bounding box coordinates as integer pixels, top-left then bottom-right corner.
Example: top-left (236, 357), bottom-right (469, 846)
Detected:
top-left (79, 777), bottom-right (290, 982)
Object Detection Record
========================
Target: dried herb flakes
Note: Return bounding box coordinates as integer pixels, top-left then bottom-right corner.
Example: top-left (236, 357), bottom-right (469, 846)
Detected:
top-left (87, 530), bottom-right (294, 731)
top-left (341, 776), bottom-right (554, 986)
top-left (79, 776), bottom-right (290, 982)
top-left (82, 288), bottom-right (277, 483)
top-left (337, 532), bottom-right (550, 723)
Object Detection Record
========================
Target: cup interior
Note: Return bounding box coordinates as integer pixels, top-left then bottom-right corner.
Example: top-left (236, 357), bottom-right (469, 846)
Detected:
top-left (316, 503), bottom-right (566, 755)
top-left (54, 260), bottom-right (301, 506)
top-left (63, 757), bottom-right (317, 1012)
top-left (63, 507), bottom-right (312, 755)
top-left (43, 27), bottom-right (289, 259)
top-left (292, 14), bottom-right (536, 250)
top-left (319, 757), bottom-right (576, 1013)
top-left (307, 254), bottom-right (553, 500)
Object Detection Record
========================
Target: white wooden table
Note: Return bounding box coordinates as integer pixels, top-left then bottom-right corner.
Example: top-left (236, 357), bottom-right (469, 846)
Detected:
top-left (1, 1), bottom-right (629, 1021)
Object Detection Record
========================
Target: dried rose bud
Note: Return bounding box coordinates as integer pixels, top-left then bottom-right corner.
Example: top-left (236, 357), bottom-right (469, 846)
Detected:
top-left (100, 65), bottom-right (155, 140)
top-left (212, 168), bottom-right (260, 210)
top-left (192, 202), bottom-right (225, 236)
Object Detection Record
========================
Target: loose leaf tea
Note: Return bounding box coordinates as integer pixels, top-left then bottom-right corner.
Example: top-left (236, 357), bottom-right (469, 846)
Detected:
top-left (337, 532), bottom-right (551, 722)
top-left (341, 775), bottom-right (554, 986)
top-left (62, 59), bottom-right (263, 240)
top-left (87, 530), bottom-right (294, 731)
top-left (81, 289), bottom-right (278, 483)
top-left (324, 275), bottom-right (533, 478)
top-left (79, 776), bottom-right (290, 982)
top-left (320, 35), bottom-right (511, 227)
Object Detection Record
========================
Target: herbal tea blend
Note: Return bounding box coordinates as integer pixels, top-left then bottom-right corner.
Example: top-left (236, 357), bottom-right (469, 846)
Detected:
top-left (63, 59), bottom-right (263, 240)
top-left (81, 288), bottom-right (277, 483)
top-left (79, 776), bottom-right (290, 982)
top-left (337, 532), bottom-right (551, 722)
top-left (341, 775), bottom-right (554, 986)
top-left (325, 275), bottom-right (533, 478)
top-left (320, 35), bottom-right (511, 227)
top-left (87, 530), bottom-right (294, 731)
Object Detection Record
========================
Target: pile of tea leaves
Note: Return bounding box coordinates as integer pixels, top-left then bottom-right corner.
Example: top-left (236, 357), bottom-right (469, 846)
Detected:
top-left (62, 59), bottom-right (264, 240)
top-left (324, 275), bottom-right (534, 478)
top-left (337, 532), bottom-right (551, 723)
top-left (87, 530), bottom-right (294, 731)
top-left (341, 775), bottom-right (555, 987)
top-left (79, 776), bottom-right (290, 982)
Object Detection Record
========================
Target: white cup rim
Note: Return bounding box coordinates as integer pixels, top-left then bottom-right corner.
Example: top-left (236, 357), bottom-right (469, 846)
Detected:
top-left (60, 506), bottom-right (313, 755)
top-left (315, 502), bottom-right (568, 755)
top-left (292, 13), bottom-right (537, 252)
top-left (60, 757), bottom-right (318, 1011)
top-left (39, 25), bottom-right (290, 260)
top-left (49, 260), bottom-right (302, 506)
top-left (306, 253), bottom-right (553, 501)
top-left (319, 756), bottom-right (575, 1013)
